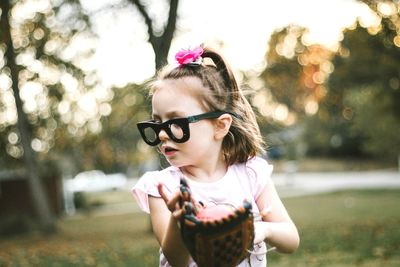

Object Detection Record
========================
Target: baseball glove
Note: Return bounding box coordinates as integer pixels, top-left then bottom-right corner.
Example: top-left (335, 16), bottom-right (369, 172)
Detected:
top-left (179, 177), bottom-right (254, 267)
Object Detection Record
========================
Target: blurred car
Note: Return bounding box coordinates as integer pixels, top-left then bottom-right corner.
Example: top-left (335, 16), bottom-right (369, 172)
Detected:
top-left (65, 170), bottom-right (127, 193)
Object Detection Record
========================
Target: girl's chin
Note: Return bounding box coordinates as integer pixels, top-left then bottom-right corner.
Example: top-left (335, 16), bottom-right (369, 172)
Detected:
top-left (169, 162), bottom-right (185, 168)
top-left (164, 157), bottom-right (184, 168)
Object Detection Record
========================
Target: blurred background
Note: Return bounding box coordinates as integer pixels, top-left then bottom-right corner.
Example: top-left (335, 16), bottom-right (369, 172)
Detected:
top-left (0, 0), bottom-right (399, 266)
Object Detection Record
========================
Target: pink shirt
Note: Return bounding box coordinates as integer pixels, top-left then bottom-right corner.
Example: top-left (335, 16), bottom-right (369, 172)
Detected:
top-left (132, 156), bottom-right (273, 267)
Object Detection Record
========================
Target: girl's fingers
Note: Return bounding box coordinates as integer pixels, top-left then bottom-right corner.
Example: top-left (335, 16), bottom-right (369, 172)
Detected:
top-left (157, 183), bottom-right (181, 212)
top-left (167, 191), bottom-right (181, 211)
top-left (172, 208), bottom-right (183, 219)
top-left (157, 183), bottom-right (169, 203)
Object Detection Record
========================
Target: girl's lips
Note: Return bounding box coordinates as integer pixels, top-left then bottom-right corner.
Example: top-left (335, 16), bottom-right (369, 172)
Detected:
top-left (162, 146), bottom-right (178, 156)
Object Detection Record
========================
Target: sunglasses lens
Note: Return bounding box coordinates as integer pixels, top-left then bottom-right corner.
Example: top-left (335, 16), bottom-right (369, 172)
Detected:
top-left (142, 127), bottom-right (158, 144)
top-left (170, 123), bottom-right (185, 140)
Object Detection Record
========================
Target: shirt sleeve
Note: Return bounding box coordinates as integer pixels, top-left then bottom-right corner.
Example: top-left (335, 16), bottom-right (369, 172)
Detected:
top-left (245, 156), bottom-right (274, 200)
top-left (131, 171), bottom-right (161, 213)
top-left (131, 168), bottom-right (181, 213)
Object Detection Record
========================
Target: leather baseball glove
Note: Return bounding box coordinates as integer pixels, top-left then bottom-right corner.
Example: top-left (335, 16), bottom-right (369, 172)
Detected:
top-left (179, 178), bottom-right (254, 267)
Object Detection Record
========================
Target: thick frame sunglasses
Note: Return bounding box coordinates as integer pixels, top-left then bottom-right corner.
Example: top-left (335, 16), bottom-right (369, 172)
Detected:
top-left (137, 111), bottom-right (240, 146)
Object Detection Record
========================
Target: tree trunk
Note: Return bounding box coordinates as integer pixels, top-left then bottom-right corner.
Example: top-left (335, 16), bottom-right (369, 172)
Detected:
top-left (1, 0), bottom-right (56, 233)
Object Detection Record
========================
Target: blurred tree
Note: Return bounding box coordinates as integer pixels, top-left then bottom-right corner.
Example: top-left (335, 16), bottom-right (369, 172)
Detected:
top-left (321, 0), bottom-right (400, 160)
top-left (0, 0), bottom-right (105, 232)
top-left (259, 25), bottom-right (334, 159)
top-left (71, 0), bottom-right (181, 174)
top-left (1, 0), bottom-right (54, 233)
top-left (74, 83), bottom-right (154, 174)
top-left (261, 25), bottom-right (333, 117)
top-left (261, 1), bottom-right (400, 161)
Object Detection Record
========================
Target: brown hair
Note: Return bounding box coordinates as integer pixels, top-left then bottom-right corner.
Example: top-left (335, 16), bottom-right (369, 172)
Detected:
top-left (151, 47), bottom-right (265, 165)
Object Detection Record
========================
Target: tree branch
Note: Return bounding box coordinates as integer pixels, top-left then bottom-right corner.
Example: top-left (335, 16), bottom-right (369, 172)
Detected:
top-left (162, 0), bottom-right (178, 52)
top-left (127, 0), bottom-right (155, 45)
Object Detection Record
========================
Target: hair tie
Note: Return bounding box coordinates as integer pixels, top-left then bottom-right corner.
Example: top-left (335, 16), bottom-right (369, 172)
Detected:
top-left (175, 46), bottom-right (204, 66)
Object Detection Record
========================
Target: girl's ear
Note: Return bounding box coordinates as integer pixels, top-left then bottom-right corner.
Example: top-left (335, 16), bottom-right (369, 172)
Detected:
top-left (214, 114), bottom-right (233, 140)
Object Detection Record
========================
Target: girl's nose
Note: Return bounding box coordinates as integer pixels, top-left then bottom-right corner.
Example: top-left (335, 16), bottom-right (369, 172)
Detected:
top-left (158, 129), bottom-right (169, 141)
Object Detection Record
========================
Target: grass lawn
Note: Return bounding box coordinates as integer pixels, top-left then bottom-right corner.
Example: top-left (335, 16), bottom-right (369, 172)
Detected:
top-left (0, 189), bottom-right (399, 267)
top-left (269, 189), bottom-right (400, 267)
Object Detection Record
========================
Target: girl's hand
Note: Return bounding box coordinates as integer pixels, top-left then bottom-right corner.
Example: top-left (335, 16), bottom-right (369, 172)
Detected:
top-left (157, 183), bottom-right (184, 219)
top-left (254, 207), bottom-right (272, 244)
top-left (254, 221), bottom-right (270, 244)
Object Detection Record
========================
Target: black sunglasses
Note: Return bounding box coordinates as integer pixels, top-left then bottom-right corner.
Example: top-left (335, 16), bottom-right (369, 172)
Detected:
top-left (137, 111), bottom-right (240, 146)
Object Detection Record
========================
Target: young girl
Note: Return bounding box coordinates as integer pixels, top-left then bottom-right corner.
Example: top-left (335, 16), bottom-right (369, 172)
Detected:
top-left (132, 45), bottom-right (299, 267)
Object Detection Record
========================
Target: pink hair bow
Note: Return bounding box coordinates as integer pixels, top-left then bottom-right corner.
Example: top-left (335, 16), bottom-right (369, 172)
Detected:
top-left (175, 46), bottom-right (204, 66)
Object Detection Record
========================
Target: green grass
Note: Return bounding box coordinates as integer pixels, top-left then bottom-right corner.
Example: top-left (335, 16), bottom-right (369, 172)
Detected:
top-left (269, 189), bottom-right (400, 267)
top-left (0, 189), bottom-right (399, 267)
top-left (0, 213), bottom-right (159, 267)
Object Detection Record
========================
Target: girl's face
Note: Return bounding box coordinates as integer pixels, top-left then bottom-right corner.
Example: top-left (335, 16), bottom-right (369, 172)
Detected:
top-left (151, 78), bottom-right (222, 168)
